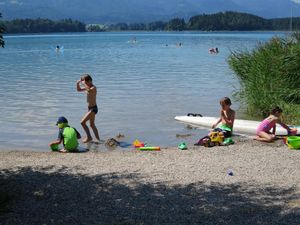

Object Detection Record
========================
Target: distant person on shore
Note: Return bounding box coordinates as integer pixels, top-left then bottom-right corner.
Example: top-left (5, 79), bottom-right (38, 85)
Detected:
top-left (77, 74), bottom-right (100, 143)
top-left (255, 106), bottom-right (295, 142)
top-left (49, 116), bottom-right (81, 153)
top-left (211, 97), bottom-right (235, 138)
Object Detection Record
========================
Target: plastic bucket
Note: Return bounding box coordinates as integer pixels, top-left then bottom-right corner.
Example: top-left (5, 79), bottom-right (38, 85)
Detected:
top-left (50, 143), bottom-right (60, 151)
top-left (287, 136), bottom-right (300, 150)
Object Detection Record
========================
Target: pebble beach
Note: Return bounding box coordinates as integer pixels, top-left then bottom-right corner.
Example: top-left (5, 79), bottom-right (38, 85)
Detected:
top-left (0, 138), bottom-right (299, 225)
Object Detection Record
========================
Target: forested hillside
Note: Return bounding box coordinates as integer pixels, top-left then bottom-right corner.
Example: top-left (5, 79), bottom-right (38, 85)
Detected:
top-left (1, 11), bottom-right (299, 33)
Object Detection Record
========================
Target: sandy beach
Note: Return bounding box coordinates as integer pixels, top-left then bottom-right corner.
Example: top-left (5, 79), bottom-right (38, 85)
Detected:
top-left (0, 138), bottom-right (299, 225)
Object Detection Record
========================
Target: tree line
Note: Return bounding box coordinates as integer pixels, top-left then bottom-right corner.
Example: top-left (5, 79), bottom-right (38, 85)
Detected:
top-left (1, 11), bottom-right (300, 34)
top-left (1, 18), bottom-right (85, 34)
top-left (112, 12), bottom-right (300, 31)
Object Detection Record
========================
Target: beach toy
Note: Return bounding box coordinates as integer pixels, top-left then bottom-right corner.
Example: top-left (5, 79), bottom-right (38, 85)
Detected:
top-left (133, 139), bottom-right (145, 148)
top-left (137, 146), bottom-right (160, 151)
top-left (223, 138), bottom-right (234, 145)
top-left (194, 136), bottom-right (210, 147)
top-left (105, 138), bottom-right (120, 148)
top-left (50, 143), bottom-right (60, 151)
top-left (286, 136), bottom-right (300, 150)
top-left (178, 142), bottom-right (187, 150)
top-left (209, 132), bottom-right (224, 146)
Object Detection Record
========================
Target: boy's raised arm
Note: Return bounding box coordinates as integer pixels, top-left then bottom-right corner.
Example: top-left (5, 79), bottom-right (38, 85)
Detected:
top-left (77, 80), bottom-right (86, 92)
top-left (83, 83), bottom-right (94, 92)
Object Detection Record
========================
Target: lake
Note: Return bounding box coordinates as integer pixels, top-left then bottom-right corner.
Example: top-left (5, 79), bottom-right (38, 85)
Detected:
top-left (0, 31), bottom-right (285, 151)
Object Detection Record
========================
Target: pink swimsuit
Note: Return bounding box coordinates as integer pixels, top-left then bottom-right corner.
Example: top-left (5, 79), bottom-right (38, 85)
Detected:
top-left (256, 118), bottom-right (276, 135)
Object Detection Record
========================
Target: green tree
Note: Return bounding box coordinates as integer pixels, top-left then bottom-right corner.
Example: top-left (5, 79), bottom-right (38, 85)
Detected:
top-left (165, 18), bottom-right (185, 31)
top-left (147, 21), bottom-right (166, 31)
top-left (187, 11), bottom-right (269, 31)
top-left (3, 18), bottom-right (86, 33)
top-left (128, 23), bottom-right (146, 31)
top-left (108, 23), bottom-right (128, 31)
top-left (0, 13), bottom-right (4, 48)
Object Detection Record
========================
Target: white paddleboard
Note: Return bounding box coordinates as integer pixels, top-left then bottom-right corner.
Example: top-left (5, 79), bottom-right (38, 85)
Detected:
top-left (175, 115), bottom-right (300, 135)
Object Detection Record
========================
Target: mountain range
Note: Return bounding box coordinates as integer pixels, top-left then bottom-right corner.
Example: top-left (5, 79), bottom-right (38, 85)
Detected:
top-left (1, 0), bottom-right (300, 23)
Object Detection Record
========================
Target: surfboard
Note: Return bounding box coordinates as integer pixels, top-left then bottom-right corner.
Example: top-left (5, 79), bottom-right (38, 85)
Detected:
top-left (175, 115), bottom-right (300, 136)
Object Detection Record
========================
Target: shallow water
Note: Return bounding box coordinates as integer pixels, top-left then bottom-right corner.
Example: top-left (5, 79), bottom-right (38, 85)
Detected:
top-left (0, 31), bottom-right (285, 151)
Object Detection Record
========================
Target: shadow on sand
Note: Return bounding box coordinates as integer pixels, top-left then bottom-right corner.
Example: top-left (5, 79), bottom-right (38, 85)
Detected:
top-left (0, 166), bottom-right (299, 225)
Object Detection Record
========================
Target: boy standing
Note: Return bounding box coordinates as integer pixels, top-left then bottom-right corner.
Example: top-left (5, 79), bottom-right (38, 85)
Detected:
top-left (77, 74), bottom-right (100, 143)
top-left (49, 116), bottom-right (81, 152)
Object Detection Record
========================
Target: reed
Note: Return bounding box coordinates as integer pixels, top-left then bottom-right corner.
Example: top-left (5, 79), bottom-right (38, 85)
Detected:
top-left (228, 33), bottom-right (300, 123)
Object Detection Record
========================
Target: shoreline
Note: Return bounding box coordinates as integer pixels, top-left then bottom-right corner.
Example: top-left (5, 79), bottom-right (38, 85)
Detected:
top-left (1, 138), bottom-right (299, 224)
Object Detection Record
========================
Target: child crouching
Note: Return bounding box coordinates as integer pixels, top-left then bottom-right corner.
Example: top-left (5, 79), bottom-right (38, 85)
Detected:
top-left (49, 116), bottom-right (81, 153)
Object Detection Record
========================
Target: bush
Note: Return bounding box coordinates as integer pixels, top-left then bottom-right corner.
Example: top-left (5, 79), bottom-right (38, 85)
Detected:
top-left (228, 33), bottom-right (300, 123)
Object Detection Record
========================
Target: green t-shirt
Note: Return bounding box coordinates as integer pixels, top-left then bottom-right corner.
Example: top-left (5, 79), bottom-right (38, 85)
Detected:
top-left (58, 126), bottom-right (79, 151)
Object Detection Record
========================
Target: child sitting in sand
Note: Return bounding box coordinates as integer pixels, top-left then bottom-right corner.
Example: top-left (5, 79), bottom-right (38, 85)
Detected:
top-left (77, 74), bottom-right (100, 143)
top-left (211, 97), bottom-right (235, 138)
top-left (255, 106), bottom-right (294, 142)
top-left (195, 97), bottom-right (235, 147)
top-left (49, 116), bottom-right (81, 153)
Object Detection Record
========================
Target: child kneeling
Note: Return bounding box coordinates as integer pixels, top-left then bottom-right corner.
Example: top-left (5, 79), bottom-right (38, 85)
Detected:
top-left (255, 106), bottom-right (295, 142)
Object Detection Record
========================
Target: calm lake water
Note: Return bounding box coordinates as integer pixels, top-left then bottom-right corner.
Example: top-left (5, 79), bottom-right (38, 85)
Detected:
top-left (0, 31), bottom-right (285, 151)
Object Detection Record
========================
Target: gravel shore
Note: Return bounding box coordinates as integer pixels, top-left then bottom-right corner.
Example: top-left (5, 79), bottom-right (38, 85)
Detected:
top-left (0, 138), bottom-right (299, 225)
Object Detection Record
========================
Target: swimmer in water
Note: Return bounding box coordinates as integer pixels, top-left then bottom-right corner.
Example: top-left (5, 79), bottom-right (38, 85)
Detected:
top-left (209, 47), bottom-right (219, 54)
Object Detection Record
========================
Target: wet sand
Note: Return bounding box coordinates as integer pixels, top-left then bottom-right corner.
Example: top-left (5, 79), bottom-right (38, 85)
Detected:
top-left (0, 138), bottom-right (299, 225)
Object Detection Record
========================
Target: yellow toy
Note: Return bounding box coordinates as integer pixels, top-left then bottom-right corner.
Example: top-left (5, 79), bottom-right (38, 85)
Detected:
top-left (209, 132), bottom-right (224, 146)
top-left (133, 139), bottom-right (145, 148)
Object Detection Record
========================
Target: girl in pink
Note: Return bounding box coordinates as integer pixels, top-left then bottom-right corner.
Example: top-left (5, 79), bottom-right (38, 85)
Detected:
top-left (255, 106), bottom-right (292, 142)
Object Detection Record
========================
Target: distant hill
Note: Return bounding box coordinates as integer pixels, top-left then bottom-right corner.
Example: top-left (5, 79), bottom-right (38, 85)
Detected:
top-left (1, 0), bottom-right (300, 23)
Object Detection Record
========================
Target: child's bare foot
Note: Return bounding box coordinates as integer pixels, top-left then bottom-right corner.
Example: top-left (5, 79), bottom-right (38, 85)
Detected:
top-left (59, 149), bottom-right (67, 153)
top-left (83, 137), bottom-right (93, 143)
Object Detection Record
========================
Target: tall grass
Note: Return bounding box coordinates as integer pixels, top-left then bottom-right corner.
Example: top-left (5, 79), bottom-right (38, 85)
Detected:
top-left (228, 33), bottom-right (300, 124)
